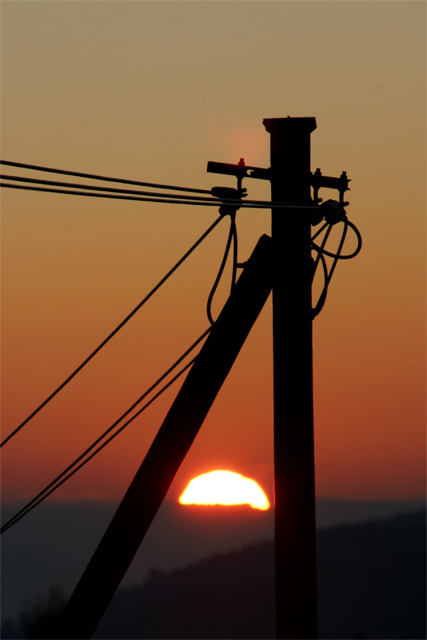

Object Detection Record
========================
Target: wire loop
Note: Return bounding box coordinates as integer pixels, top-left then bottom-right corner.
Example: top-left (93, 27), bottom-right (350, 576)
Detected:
top-left (207, 209), bottom-right (238, 325)
top-left (311, 217), bottom-right (362, 318)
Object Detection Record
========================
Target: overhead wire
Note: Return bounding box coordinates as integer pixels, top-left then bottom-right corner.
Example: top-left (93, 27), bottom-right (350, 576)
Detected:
top-left (325, 220), bottom-right (349, 282)
top-left (0, 159), bottom-right (319, 210)
top-left (311, 221), bottom-right (330, 242)
top-left (206, 212), bottom-right (238, 325)
top-left (1, 200), bottom-right (243, 529)
top-left (311, 216), bottom-right (362, 318)
top-left (231, 215), bottom-right (238, 288)
top-left (311, 222), bottom-right (343, 317)
top-left (0, 216), bottom-right (223, 448)
top-left (0, 173), bottom-right (245, 205)
top-left (0, 182), bottom-right (239, 207)
top-left (0, 159), bottom-right (213, 195)
top-left (2, 215), bottom-right (362, 530)
top-left (1, 183), bottom-right (362, 446)
top-left (312, 222), bottom-right (333, 275)
top-left (1, 201), bottom-right (244, 528)
top-left (0, 173), bottom-right (295, 209)
top-left (312, 219), bottom-right (362, 260)
top-left (0, 329), bottom-right (211, 535)
top-left (0, 163), bottom-right (322, 210)
top-left (1, 158), bottom-right (363, 535)
top-left (1, 200), bottom-right (243, 530)
top-left (0, 179), bottom-right (324, 210)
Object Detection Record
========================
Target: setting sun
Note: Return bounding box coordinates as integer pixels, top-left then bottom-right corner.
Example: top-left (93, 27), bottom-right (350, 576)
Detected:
top-left (178, 470), bottom-right (270, 510)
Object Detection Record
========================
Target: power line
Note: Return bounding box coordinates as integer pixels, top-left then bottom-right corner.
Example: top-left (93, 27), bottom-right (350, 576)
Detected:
top-left (311, 221), bottom-right (330, 242)
top-left (0, 159), bottom-right (319, 210)
top-left (1, 173), bottom-right (281, 208)
top-left (311, 222), bottom-right (344, 317)
top-left (0, 334), bottom-right (206, 535)
top-left (0, 193), bottom-right (361, 448)
top-left (207, 213), bottom-right (238, 325)
top-left (0, 173), bottom-right (241, 204)
top-left (0, 161), bottom-right (325, 210)
top-left (312, 219), bottom-right (362, 260)
top-left (311, 217), bottom-right (362, 317)
top-left (0, 180), bottom-right (322, 210)
top-left (0, 182), bottom-right (233, 207)
top-left (0, 159), bottom-right (213, 195)
top-left (1, 159), bottom-right (361, 449)
top-left (0, 217), bottom-right (223, 448)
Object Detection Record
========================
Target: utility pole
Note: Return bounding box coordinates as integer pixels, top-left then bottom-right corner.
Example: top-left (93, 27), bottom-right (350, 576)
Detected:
top-left (50, 115), bottom-right (357, 640)
top-left (52, 235), bottom-right (272, 639)
top-left (263, 117), bottom-right (318, 639)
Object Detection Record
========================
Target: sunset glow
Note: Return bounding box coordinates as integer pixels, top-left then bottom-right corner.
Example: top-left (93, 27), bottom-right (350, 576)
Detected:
top-left (178, 470), bottom-right (270, 510)
top-left (1, 2), bottom-right (425, 507)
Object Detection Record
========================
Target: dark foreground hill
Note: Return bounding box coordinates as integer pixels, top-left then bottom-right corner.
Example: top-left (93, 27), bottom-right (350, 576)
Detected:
top-left (2, 510), bottom-right (425, 639)
top-left (91, 510), bottom-right (426, 640)
top-left (2, 497), bottom-right (424, 624)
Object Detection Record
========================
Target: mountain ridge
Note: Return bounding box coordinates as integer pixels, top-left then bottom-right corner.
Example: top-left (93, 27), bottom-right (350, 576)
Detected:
top-left (1, 498), bottom-right (425, 628)
top-left (93, 509), bottom-right (426, 639)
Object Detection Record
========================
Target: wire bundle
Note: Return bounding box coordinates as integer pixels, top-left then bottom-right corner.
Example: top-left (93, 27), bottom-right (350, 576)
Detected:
top-left (1, 158), bottom-right (362, 535)
top-left (0, 217), bottom-right (225, 533)
top-left (0, 330), bottom-right (210, 535)
top-left (311, 217), bottom-right (362, 317)
top-left (0, 160), bottom-right (321, 211)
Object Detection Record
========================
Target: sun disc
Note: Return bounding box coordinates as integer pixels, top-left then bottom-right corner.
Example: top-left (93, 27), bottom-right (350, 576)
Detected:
top-left (179, 470), bottom-right (270, 510)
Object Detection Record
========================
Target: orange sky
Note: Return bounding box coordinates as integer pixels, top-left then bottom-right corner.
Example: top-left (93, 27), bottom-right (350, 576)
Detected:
top-left (1, 1), bottom-right (425, 506)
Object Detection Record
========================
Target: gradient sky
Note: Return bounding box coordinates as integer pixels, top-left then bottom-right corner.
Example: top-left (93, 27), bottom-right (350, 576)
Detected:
top-left (1, 1), bottom-right (425, 507)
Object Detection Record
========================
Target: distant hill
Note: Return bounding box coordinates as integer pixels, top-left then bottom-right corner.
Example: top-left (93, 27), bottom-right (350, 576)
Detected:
top-left (2, 496), bottom-right (425, 624)
top-left (316, 510), bottom-right (426, 639)
top-left (91, 510), bottom-right (426, 640)
top-left (1, 499), bottom-right (425, 638)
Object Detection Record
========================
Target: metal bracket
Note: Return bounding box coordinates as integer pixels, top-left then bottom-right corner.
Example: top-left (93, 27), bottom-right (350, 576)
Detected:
top-left (310, 168), bottom-right (350, 207)
top-left (207, 159), bottom-right (351, 213)
top-left (207, 158), bottom-right (270, 186)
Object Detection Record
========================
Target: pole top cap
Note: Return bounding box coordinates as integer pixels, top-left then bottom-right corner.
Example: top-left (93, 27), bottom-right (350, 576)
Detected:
top-left (263, 117), bottom-right (317, 135)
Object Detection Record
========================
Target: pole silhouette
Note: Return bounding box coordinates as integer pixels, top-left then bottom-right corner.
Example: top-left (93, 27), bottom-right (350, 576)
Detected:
top-left (52, 234), bottom-right (272, 639)
top-left (1, 116), bottom-right (363, 640)
top-left (264, 117), bottom-right (318, 639)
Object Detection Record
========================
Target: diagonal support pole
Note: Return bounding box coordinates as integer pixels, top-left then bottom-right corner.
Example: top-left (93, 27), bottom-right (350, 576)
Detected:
top-left (53, 233), bottom-right (273, 639)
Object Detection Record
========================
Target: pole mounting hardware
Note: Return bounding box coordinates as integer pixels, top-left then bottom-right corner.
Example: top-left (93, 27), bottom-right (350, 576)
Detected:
top-left (210, 186), bottom-right (247, 217)
top-left (310, 168), bottom-right (350, 208)
top-left (207, 158), bottom-right (271, 185)
top-left (209, 159), bottom-right (251, 216)
top-left (320, 199), bottom-right (347, 225)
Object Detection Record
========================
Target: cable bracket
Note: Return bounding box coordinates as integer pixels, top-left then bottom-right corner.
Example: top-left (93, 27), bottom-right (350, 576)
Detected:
top-left (311, 168), bottom-right (350, 208)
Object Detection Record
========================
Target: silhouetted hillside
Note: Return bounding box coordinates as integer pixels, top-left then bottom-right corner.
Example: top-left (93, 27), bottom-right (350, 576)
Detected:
top-left (92, 510), bottom-right (426, 639)
top-left (3, 497), bottom-right (424, 624)
top-left (2, 508), bottom-right (425, 638)
top-left (316, 510), bottom-right (426, 639)
top-left (96, 542), bottom-right (275, 640)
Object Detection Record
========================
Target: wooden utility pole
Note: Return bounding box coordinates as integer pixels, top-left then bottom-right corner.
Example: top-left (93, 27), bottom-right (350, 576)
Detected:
top-left (263, 117), bottom-right (318, 639)
top-left (53, 234), bottom-right (273, 639)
